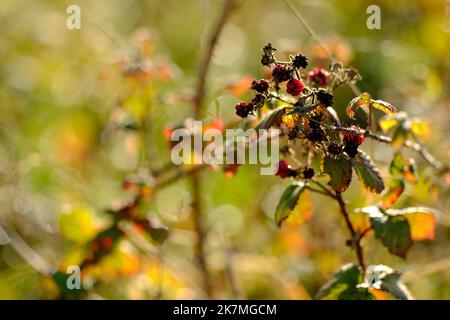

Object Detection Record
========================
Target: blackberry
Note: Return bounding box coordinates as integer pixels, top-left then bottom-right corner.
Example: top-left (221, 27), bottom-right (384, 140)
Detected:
top-left (291, 53), bottom-right (309, 69)
top-left (272, 65), bottom-right (293, 83)
top-left (307, 67), bottom-right (329, 87)
top-left (317, 89), bottom-right (334, 107)
top-left (235, 102), bottom-right (253, 118)
top-left (251, 79), bottom-right (270, 93)
top-left (286, 79), bottom-right (304, 96)
top-left (251, 94), bottom-right (266, 107)
top-left (308, 128), bottom-right (326, 142)
top-left (344, 143), bottom-right (359, 158)
top-left (303, 167), bottom-right (315, 179)
top-left (327, 142), bottom-right (342, 155)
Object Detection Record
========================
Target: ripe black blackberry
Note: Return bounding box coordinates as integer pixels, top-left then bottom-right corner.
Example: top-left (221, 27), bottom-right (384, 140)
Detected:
top-left (303, 167), bottom-right (315, 179)
top-left (251, 94), bottom-right (266, 107)
top-left (344, 142), bottom-right (359, 158)
top-left (308, 128), bottom-right (326, 142)
top-left (291, 53), bottom-right (309, 69)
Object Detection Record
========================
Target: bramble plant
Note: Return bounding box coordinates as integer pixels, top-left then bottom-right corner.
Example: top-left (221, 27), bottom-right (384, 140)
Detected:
top-left (231, 43), bottom-right (447, 300)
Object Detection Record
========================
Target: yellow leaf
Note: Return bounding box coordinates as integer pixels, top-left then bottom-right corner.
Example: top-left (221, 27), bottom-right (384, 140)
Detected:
top-left (404, 209), bottom-right (436, 241)
top-left (371, 99), bottom-right (397, 115)
top-left (350, 211), bottom-right (371, 234)
top-left (285, 189), bottom-right (313, 226)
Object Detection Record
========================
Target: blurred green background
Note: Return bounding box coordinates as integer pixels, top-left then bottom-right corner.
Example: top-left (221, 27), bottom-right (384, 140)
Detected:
top-left (0, 0), bottom-right (448, 299)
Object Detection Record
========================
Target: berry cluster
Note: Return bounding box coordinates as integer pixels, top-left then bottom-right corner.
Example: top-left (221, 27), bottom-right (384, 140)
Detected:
top-left (234, 44), bottom-right (315, 119)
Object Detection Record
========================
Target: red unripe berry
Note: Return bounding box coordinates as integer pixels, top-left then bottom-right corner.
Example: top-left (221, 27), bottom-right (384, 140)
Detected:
top-left (275, 160), bottom-right (294, 178)
top-left (286, 79), bottom-right (304, 96)
top-left (307, 67), bottom-right (329, 87)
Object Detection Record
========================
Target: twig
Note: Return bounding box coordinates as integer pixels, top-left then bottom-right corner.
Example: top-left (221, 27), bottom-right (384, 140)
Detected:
top-left (335, 193), bottom-right (366, 272)
top-left (191, 0), bottom-right (236, 298)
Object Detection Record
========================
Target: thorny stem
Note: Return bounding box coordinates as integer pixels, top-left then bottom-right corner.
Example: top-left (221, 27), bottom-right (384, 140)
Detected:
top-left (192, 0), bottom-right (236, 298)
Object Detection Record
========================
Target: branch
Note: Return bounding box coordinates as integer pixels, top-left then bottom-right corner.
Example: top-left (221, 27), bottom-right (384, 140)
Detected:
top-left (318, 122), bottom-right (447, 172)
top-left (335, 193), bottom-right (366, 272)
top-left (191, 0), bottom-right (236, 298)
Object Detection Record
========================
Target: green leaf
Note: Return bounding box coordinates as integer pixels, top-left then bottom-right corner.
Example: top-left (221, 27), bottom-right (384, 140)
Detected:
top-left (274, 183), bottom-right (312, 227)
top-left (316, 264), bottom-right (375, 300)
top-left (362, 206), bottom-right (412, 258)
top-left (361, 265), bottom-right (413, 300)
top-left (355, 206), bottom-right (436, 258)
top-left (381, 179), bottom-right (405, 209)
top-left (321, 155), bottom-right (352, 192)
top-left (256, 106), bottom-right (288, 130)
top-left (351, 151), bottom-right (384, 193)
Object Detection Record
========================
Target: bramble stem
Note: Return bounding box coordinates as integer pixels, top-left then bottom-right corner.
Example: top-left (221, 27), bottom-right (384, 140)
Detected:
top-left (335, 192), bottom-right (366, 272)
top-left (191, 0), bottom-right (236, 298)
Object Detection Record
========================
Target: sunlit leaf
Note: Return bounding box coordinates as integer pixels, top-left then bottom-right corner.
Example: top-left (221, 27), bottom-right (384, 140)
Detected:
top-left (284, 189), bottom-right (313, 226)
top-left (316, 264), bottom-right (375, 300)
top-left (281, 111), bottom-right (300, 129)
top-left (381, 179), bottom-right (405, 209)
top-left (361, 265), bottom-right (412, 300)
top-left (371, 99), bottom-right (397, 115)
top-left (321, 155), bottom-right (352, 192)
top-left (59, 208), bottom-right (98, 243)
top-left (275, 183), bottom-right (312, 227)
top-left (350, 151), bottom-right (384, 193)
top-left (402, 208), bottom-right (436, 241)
top-left (346, 92), bottom-right (371, 119)
top-left (349, 211), bottom-right (371, 234)
top-left (356, 206), bottom-right (436, 257)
